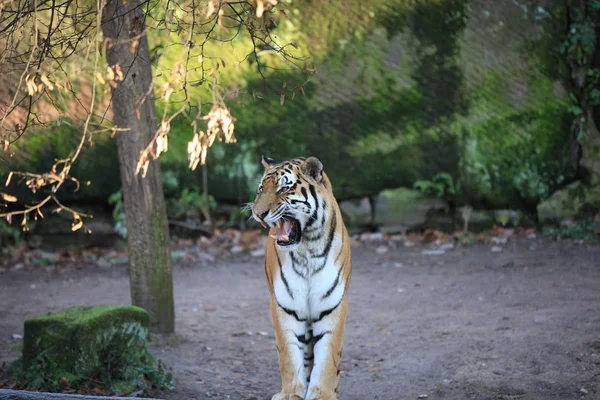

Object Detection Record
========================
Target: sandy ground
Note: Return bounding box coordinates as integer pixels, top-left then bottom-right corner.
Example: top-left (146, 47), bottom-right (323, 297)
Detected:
top-left (1, 237), bottom-right (599, 400)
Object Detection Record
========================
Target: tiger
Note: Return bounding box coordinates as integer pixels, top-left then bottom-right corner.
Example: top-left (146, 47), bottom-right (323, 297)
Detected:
top-left (250, 155), bottom-right (352, 400)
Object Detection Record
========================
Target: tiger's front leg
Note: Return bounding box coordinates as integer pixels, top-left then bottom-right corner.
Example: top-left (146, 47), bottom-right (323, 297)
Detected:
top-left (270, 293), bottom-right (308, 400)
top-left (305, 295), bottom-right (348, 400)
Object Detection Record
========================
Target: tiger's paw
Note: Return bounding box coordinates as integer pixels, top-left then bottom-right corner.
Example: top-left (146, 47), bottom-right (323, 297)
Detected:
top-left (305, 386), bottom-right (338, 400)
top-left (272, 384), bottom-right (306, 400)
top-left (271, 393), bottom-right (304, 400)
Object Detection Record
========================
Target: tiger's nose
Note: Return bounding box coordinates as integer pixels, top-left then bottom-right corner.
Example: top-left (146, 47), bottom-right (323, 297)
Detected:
top-left (252, 210), bottom-right (269, 228)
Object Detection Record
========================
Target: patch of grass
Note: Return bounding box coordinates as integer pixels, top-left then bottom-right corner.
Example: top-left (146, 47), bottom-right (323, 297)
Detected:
top-left (455, 232), bottom-right (479, 246)
top-left (31, 258), bottom-right (53, 267)
top-left (371, 373), bottom-right (385, 381)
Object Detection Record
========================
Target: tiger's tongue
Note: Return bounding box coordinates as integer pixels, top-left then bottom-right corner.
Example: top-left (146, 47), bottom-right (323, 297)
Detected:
top-left (274, 220), bottom-right (293, 241)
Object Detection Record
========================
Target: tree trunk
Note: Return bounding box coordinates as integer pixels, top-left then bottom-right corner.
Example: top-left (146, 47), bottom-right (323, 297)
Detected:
top-left (101, 0), bottom-right (175, 333)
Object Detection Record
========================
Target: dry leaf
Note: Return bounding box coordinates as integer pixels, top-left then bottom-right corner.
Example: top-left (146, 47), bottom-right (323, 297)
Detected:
top-left (5, 171), bottom-right (13, 186)
top-left (95, 71), bottom-right (106, 85)
top-left (71, 214), bottom-right (83, 231)
top-left (25, 74), bottom-right (37, 96)
top-left (114, 65), bottom-right (124, 81)
top-left (40, 74), bottom-right (54, 91)
top-left (163, 83), bottom-right (173, 102)
top-left (58, 376), bottom-right (71, 389)
top-left (206, 0), bottom-right (216, 18)
top-left (135, 151), bottom-right (150, 177)
top-left (0, 192), bottom-right (17, 202)
top-left (255, 0), bottom-right (278, 18)
top-left (187, 104), bottom-right (236, 169)
top-left (218, 8), bottom-right (224, 26)
top-left (130, 39), bottom-right (139, 53)
top-left (256, 0), bottom-right (264, 18)
top-left (106, 66), bottom-right (115, 81)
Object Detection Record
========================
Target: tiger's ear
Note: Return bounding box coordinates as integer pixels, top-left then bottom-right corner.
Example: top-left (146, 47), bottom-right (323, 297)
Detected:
top-left (302, 157), bottom-right (323, 183)
top-left (261, 155), bottom-right (277, 168)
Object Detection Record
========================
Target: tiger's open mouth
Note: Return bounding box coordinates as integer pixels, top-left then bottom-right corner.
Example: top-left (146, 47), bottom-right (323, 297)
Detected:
top-left (271, 217), bottom-right (301, 246)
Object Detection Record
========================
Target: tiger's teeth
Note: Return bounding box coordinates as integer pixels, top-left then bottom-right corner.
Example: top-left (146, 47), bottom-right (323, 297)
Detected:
top-left (270, 234), bottom-right (277, 239)
top-left (260, 220), bottom-right (267, 229)
top-left (276, 220), bottom-right (281, 228)
top-left (281, 235), bottom-right (289, 241)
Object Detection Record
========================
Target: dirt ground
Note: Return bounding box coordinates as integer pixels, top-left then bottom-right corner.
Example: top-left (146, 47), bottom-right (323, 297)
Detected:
top-left (1, 237), bottom-right (599, 400)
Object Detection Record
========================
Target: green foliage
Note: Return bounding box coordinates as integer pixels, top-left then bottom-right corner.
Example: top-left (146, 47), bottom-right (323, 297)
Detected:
top-left (0, 220), bottom-right (22, 252)
top-left (413, 173), bottom-right (455, 200)
top-left (3, 0), bottom-right (578, 214)
top-left (229, 207), bottom-right (252, 224)
top-left (9, 345), bottom-right (78, 391)
top-left (559, 1), bottom-right (600, 65)
top-left (108, 190), bottom-right (127, 239)
top-left (179, 187), bottom-right (217, 212)
top-left (457, 103), bottom-right (573, 209)
top-left (109, 177), bottom-right (219, 233)
top-left (11, 325), bottom-right (172, 395)
top-left (559, 1), bottom-right (600, 141)
top-left (161, 170), bottom-right (180, 197)
top-left (408, 0), bottom-right (469, 124)
top-left (455, 232), bottom-right (478, 246)
top-left (95, 323), bottom-right (173, 393)
top-left (167, 186), bottom-right (217, 222)
top-left (495, 211), bottom-right (522, 228)
top-left (543, 218), bottom-right (599, 242)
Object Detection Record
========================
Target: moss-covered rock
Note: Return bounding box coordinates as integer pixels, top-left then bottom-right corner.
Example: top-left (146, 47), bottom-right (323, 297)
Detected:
top-left (374, 188), bottom-right (449, 233)
top-left (340, 197), bottom-right (373, 232)
top-left (537, 181), bottom-right (600, 224)
top-left (18, 305), bottom-right (171, 394)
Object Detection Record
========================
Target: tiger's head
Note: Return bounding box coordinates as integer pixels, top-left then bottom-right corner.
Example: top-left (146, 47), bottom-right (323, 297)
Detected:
top-left (251, 155), bottom-right (329, 249)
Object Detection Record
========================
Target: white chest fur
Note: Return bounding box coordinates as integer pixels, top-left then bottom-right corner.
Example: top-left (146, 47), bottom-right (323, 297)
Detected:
top-left (273, 246), bottom-right (345, 322)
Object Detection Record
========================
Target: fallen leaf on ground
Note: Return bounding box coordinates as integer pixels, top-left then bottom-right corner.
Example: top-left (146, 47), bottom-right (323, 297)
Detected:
top-left (58, 376), bottom-right (70, 389)
top-left (422, 229), bottom-right (445, 243)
